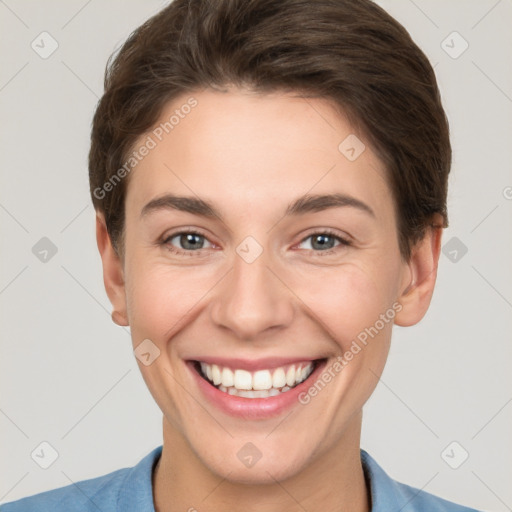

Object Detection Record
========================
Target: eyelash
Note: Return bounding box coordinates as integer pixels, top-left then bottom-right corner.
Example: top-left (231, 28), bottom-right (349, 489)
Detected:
top-left (161, 229), bottom-right (213, 257)
top-left (160, 228), bottom-right (352, 257)
top-left (297, 228), bottom-right (352, 255)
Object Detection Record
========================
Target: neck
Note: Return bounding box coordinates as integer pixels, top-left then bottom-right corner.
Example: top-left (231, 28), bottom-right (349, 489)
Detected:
top-left (153, 412), bottom-right (370, 512)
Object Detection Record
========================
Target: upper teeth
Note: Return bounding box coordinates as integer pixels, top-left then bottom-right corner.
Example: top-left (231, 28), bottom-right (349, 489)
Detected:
top-left (199, 361), bottom-right (314, 391)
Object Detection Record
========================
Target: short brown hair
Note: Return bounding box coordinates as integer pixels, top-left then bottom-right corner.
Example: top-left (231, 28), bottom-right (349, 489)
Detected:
top-left (89, 0), bottom-right (451, 261)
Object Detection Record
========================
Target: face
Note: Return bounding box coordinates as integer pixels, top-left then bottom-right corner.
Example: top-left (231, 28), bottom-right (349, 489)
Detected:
top-left (98, 88), bottom-right (440, 484)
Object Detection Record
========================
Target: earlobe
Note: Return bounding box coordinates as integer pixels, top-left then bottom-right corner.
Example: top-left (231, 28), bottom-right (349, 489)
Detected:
top-left (394, 218), bottom-right (443, 327)
top-left (111, 310), bottom-right (128, 326)
top-left (95, 213), bottom-right (129, 327)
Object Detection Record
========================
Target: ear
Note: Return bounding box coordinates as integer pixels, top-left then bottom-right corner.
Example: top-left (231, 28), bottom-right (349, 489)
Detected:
top-left (95, 212), bottom-right (129, 326)
top-left (394, 215), bottom-right (444, 327)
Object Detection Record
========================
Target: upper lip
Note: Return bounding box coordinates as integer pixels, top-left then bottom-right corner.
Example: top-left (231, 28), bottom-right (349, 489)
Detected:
top-left (188, 356), bottom-right (324, 372)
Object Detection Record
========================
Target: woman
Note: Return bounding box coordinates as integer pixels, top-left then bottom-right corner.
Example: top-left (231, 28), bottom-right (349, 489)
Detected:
top-left (2, 0), bottom-right (482, 510)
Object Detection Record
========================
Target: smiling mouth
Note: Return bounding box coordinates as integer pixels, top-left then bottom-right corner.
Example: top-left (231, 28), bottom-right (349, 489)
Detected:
top-left (192, 359), bottom-right (325, 398)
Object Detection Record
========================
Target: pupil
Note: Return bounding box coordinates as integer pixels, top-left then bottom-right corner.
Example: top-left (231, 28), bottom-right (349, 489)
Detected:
top-left (182, 233), bottom-right (202, 250)
top-left (313, 234), bottom-right (333, 250)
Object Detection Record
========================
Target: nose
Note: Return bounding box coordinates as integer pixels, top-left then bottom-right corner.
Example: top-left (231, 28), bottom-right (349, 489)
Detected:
top-left (210, 245), bottom-right (295, 340)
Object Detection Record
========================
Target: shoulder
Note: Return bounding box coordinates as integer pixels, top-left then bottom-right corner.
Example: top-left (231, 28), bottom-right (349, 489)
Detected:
top-left (0, 468), bottom-right (128, 512)
top-left (361, 450), bottom-right (482, 512)
top-left (0, 446), bottom-right (162, 512)
top-left (390, 479), bottom-right (481, 512)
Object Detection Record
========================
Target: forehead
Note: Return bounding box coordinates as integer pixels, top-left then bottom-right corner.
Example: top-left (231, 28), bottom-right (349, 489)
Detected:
top-left (125, 88), bottom-right (394, 224)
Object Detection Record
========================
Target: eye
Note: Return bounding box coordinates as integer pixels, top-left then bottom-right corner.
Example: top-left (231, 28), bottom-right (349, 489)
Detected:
top-left (297, 230), bottom-right (351, 253)
top-left (162, 230), bottom-right (214, 255)
top-left (160, 228), bottom-right (351, 257)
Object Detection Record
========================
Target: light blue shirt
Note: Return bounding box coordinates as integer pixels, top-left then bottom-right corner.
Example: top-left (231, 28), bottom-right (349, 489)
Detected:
top-left (0, 446), bottom-right (481, 511)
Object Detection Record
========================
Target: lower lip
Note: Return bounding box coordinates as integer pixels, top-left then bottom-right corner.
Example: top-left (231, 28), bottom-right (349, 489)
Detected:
top-left (187, 359), bottom-right (327, 420)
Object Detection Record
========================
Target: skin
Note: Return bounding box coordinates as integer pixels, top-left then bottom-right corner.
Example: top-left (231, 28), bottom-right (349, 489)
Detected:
top-left (96, 88), bottom-right (443, 512)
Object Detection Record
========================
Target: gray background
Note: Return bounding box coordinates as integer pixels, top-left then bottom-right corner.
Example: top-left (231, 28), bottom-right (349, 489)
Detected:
top-left (1, 0), bottom-right (511, 510)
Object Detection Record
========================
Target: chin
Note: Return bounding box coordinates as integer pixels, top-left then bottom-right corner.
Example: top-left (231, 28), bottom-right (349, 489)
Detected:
top-left (189, 432), bottom-right (318, 485)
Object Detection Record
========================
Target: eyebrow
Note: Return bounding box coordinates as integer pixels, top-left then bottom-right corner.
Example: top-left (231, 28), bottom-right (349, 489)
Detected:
top-left (140, 192), bottom-right (375, 221)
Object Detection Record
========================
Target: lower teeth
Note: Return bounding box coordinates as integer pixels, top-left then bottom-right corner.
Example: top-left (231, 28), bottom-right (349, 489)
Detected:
top-left (217, 385), bottom-right (292, 398)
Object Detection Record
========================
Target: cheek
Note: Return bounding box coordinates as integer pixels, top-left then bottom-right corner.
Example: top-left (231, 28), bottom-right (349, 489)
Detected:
top-left (288, 262), bottom-right (397, 349)
top-left (124, 255), bottom-right (218, 342)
